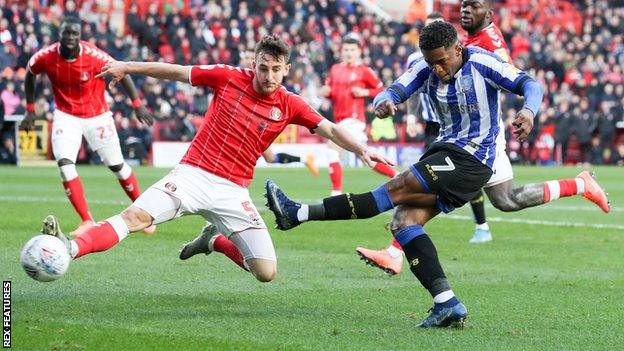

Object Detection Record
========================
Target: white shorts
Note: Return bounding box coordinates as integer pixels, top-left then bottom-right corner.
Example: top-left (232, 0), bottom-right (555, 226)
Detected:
top-left (484, 146), bottom-right (514, 188)
top-left (133, 164), bottom-right (275, 261)
top-left (337, 118), bottom-right (368, 143)
top-left (51, 110), bottom-right (123, 165)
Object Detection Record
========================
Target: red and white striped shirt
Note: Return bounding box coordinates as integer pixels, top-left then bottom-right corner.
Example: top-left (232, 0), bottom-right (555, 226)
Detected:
top-left (28, 41), bottom-right (115, 118)
top-left (464, 22), bottom-right (511, 63)
top-left (325, 63), bottom-right (384, 123)
top-left (182, 65), bottom-right (325, 187)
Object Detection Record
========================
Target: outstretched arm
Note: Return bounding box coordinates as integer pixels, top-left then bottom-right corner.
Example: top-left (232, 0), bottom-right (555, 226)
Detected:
top-left (96, 61), bottom-right (191, 89)
top-left (119, 75), bottom-right (153, 126)
top-left (313, 120), bottom-right (394, 167)
top-left (20, 70), bottom-right (38, 131)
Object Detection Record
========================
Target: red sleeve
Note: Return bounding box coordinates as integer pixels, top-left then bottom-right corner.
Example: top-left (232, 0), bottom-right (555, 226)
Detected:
top-left (190, 64), bottom-right (246, 89)
top-left (27, 45), bottom-right (55, 75)
top-left (362, 66), bottom-right (384, 96)
top-left (289, 94), bottom-right (325, 131)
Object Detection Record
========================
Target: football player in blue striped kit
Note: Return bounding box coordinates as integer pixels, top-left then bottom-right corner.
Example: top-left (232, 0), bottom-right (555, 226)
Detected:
top-left (265, 21), bottom-right (545, 328)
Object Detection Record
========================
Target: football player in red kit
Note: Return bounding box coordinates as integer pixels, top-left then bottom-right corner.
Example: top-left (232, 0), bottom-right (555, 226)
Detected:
top-left (320, 33), bottom-right (397, 195)
top-left (36, 35), bottom-right (391, 283)
top-left (21, 17), bottom-right (155, 235)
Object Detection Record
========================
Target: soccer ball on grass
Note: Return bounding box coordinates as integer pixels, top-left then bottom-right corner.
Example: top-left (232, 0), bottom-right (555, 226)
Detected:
top-left (20, 235), bottom-right (70, 282)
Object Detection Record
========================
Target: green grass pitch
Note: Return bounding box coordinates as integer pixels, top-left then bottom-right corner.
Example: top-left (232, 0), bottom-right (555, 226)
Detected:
top-left (1, 165), bottom-right (623, 350)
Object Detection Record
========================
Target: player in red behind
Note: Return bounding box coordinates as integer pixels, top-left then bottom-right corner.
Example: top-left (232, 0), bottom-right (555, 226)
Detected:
top-left (36, 35), bottom-right (390, 283)
top-left (20, 17), bottom-right (155, 235)
top-left (355, 0), bottom-right (610, 276)
top-left (320, 33), bottom-right (397, 195)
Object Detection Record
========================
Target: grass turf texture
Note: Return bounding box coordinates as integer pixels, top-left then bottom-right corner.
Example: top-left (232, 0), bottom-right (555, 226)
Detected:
top-left (1, 165), bottom-right (622, 350)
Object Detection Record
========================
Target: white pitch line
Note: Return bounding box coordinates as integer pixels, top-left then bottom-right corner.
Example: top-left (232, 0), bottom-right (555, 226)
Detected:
top-left (2, 195), bottom-right (623, 230)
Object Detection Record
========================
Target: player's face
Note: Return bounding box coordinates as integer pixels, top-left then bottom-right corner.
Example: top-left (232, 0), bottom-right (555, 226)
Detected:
top-left (460, 0), bottom-right (492, 34)
top-left (422, 43), bottom-right (463, 83)
top-left (253, 51), bottom-right (291, 95)
top-left (240, 50), bottom-right (255, 69)
top-left (59, 22), bottom-right (81, 51)
top-left (341, 43), bottom-right (361, 65)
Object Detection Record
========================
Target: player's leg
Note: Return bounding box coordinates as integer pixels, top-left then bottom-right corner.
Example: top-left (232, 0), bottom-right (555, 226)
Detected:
top-left (263, 147), bottom-right (319, 177)
top-left (468, 190), bottom-right (492, 243)
top-left (180, 222), bottom-right (249, 271)
top-left (390, 205), bottom-right (467, 328)
top-left (484, 172), bottom-right (610, 213)
top-left (41, 186), bottom-right (176, 260)
top-left (85, 114), bottom-right (141, 202)
top-left (229, 228), bottom-right (277, 282)
top-left (51, 111), bottom-right (93, 227)
top-left (326, 140), bottom-right (343, 195)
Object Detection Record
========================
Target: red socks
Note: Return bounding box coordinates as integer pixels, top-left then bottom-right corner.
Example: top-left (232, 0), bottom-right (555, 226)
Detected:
top-left (62, 177), bottom-right (93, 222)
top-left (543, 178), bottom-right (583, 202)
top-left (373, 162), bottom-right (398, 178)
top-left (74, 221), bottom-right (122, 258)
top-left (329, 162), bottom-right (343, 192)
top-left (118, 172), bottom-right (141, 201)
top-left (213, 235), bottom-right (247, 271)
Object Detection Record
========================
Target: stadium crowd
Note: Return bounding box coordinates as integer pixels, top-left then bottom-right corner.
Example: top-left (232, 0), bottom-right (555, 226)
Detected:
top-left (0, 0), bottom-right (623, 165)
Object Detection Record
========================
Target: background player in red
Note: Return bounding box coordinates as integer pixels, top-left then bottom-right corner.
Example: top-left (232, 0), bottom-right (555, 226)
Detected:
top-left (356, 0), bottom-right (610, 276)
top-left (20, 17), bottom-right (154, 235)
top-left (36, 35), bottom-right (391, 283)
top-left (320, 33), bottom-right (397, 195)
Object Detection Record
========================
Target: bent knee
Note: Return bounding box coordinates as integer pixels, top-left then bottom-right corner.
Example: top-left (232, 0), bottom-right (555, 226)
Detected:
top-left (120, 206), bottom-right (153, 230)
top-left (489, 196), bottom-right (519, 212)
top-left (247, 259), bottom-right (277, 282)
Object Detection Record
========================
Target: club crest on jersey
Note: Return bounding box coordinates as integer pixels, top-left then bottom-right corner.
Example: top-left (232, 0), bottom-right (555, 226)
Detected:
top-left (164, 182), bottom-right (177, 192)
top-left (81, 72), bottom-right (90, 82)
top-left (459, 75), bottom-right (473, 93)
top-left (269, 107), bottom-right (282, 121)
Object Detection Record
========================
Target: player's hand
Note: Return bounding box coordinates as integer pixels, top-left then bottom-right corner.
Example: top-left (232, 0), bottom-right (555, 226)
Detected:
top-left (351, 87), bottom-right (368, 98)
top-left (20, 111), bottom-right (38, 132)
top-left (96, 61), bottom-right (128, 89)
top-left (134, 105), bottom-right (154, 126)
top-left (374, 100), bottom-right (397, 119)
top-left (512, 108), bottom-right (534, 142)
top-left (319, 85), bottom-right (331, 97)
top-left (357, 148), bottom-right (396, 168)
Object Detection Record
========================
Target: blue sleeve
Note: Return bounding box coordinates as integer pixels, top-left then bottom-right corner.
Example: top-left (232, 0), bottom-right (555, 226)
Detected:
top-left (520, 79), bottom-right (543, 117)
top-left (374, 58), bottom-right (431, 108)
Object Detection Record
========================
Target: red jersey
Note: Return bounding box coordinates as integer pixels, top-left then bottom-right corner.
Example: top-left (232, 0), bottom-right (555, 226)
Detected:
top-left (182, 64), bottom-right (325, 187)
top-left (27, 41), bottom-right (114, 118)
top-left (464, 22), bottom-right (511, 63)
top-left (325, 63), bottom-right (383, 123)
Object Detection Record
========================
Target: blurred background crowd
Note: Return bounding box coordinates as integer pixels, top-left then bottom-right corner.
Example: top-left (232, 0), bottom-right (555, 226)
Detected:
top-left (1, 0), bottom-right (623, 165)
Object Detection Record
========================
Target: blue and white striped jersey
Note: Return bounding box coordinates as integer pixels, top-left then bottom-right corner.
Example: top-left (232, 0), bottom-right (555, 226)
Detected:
top-left (389, 47), bottom-right (530, 169)
top-left (406, 52), bottom-right (437, 123)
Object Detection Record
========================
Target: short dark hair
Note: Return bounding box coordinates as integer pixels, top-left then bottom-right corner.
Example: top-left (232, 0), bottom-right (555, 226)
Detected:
top-left (419, 21), bottom-right (458, 51)
top-left (255, 35), bottom-right (291, 62)
top-left (427, 11), bottom-right (444, 20)
top-left (342, 32), bottom-right (361, 46)
top-left (60, 16), bottom-right (81, 27)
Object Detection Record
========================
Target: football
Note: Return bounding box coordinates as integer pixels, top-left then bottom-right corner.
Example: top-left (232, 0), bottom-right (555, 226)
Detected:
top-left (20, 235), bottom-right (70, 282)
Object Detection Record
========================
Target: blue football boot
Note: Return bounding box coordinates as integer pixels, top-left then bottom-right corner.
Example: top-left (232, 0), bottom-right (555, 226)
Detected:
top-left (417, 301), bottom-right (468, 328)
top-left (265, 180), bottom-right (302, 230)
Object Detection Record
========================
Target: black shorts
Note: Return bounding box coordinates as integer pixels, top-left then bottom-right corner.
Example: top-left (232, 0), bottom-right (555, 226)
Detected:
top-left (410, 142), bottom-right (492, 213)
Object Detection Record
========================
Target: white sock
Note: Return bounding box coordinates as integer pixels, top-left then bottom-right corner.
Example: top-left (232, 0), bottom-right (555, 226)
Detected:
top-left (386, 245), bottom-right (403, 260)
top-left (296, 204), bottom-right (309, 222)
top-left (476, 223), bottom-right (489, 231)
top-left (575, 177), bottom-right (585, 194)
top-left (106, 214), bottom-right (130, 241)
top-left (69, 241), bottom-right (79, 259)
top-left (433, 290), bottom-right (455, 304)
top-left (115, 163), bottom-right (132, 180)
